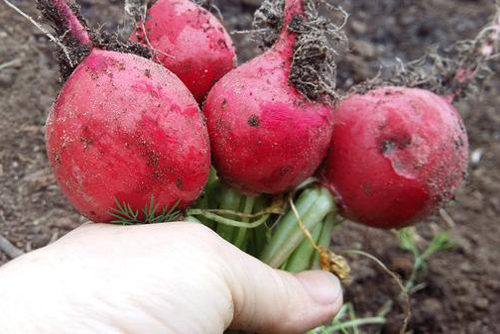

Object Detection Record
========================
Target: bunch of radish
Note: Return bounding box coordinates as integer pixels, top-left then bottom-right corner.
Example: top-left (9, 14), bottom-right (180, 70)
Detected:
top-left (10, 0), bottom-right (500, 331)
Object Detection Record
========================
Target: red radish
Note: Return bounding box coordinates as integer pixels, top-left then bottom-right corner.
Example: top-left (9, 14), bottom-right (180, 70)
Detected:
top-left (40, 0), bottom-right (211, 222)
top-left (320, 87), bottom-right (469, 229)
top-left (130, 0), bottom-right (237, 103)
top-left (317, 9), bottom-right (500, 229)
top-left (203, 0), bottom-right (338, 195)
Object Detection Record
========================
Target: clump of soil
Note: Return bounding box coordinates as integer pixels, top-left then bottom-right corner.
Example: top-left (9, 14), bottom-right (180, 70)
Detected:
top-left (0, 1), bottom-right (499, 333)
top-left (36, 0), bottom-right (151, 80)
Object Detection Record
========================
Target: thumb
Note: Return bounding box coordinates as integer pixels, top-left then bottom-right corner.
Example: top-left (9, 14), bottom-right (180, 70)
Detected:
top-left (220, 243), bottom-right (343, 334)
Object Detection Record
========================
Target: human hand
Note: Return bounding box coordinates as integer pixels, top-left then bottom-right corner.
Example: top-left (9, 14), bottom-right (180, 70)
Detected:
top-left (0, 222), bottom-right (342, 334)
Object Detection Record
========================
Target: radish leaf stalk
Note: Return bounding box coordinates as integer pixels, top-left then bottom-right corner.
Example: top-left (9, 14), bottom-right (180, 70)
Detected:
top-left (311, 212), bottom-right (339, 270)
top-left (233, 196), bottom-right (257, 250)
top-left (260, 186), bottom-right (336, 268)
top-left (187, 209), bottom-right (271, 229)
top-left (216, 186), bottom-right (243, 241)
top-left (285, 220), bottom-right (323, 272)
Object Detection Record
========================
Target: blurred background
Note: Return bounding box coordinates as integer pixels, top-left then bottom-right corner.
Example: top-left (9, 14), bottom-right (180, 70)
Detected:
top-left (0, 0), bottom-right (498, 333)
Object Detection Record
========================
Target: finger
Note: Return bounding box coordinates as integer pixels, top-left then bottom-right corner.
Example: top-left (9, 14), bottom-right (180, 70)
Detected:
top-left (218, 242), bottom-right (343, 334)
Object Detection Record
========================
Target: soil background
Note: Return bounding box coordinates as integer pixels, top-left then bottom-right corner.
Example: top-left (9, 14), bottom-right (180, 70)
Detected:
top-left (0, 1), bottom-right (499, 333)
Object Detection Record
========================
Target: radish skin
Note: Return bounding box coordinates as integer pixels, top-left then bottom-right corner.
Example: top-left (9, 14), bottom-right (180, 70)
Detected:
top-left (131, 0), bottom-right (237, 103)
top-left (39, 0), bottom-right (211, 223)
top-left (50, 0), bottom-right (91, 45)
top-left (204, 0), bottom-right (334, 195)
top-left (47, 49), bottom-right (211, 222)
top-left (321, 87), bottom-right (469, 228)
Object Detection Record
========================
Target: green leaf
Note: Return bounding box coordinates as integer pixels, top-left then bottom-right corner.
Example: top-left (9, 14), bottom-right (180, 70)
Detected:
top-left (422, 232), bottom-right (456, 259)
top-left (107, 195), bottom-right (181, 225)
top-left (397, 227), bottom-right (418, 255)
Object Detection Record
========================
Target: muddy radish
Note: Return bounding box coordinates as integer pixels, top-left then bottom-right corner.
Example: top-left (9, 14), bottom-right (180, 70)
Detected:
top-left (204, 0), bottom-right (341, 195)
top-left (40, 0), bottom-right (211, 222)
top-left (321, 87), bottom-right (469, 228)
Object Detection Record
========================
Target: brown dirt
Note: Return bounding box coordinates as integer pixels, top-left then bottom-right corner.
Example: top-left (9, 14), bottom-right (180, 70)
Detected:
top-left (0, 1), bottom-right (499, 333)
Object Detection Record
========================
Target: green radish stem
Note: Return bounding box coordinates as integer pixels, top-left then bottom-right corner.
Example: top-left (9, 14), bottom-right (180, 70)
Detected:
top-left (285, 220), bottom-right (323, 272)
top-left (187, 192), bottom-right (271, 230)
top-left (188, 209), bottom-right (270, 229)
top-left (233, 195), bottom-right (256, 250)
top-left (216, 185), bottom-right (242, 241)
top-left (259, 187), bottom-right (322, 265)
top-left (280, 258), bottom-right (289, 270)
top-left (196, 192), bottom-right (215, 229)
top-left (248, 196), bottom-right (268, 258)
top-left (260, 186), bottom-right (336, 268)
top-left (260, 187), bottom-right (320, 262)
top-left (195, 168), bottom-right (220, 229)
top-left (252, 223), bottom-right (269, 258)
top-left (207, 166), bottom-right (218, 186)
top-left (208, 182), bottom-right (223, 214)
top-left (311, 212), bottom-right (339, 270)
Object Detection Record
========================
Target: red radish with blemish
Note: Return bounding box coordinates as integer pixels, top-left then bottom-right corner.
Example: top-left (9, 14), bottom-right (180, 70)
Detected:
top-left (320, 87), bottom-right (469, 229)
top-left (130, 0), bottom-right (237, 103)
top-left (261, 87), bottom-right (470, 268)
top-left (317, 9), bottom-right (500, 229)
top-left (39, 0), bottom-right (211, 222)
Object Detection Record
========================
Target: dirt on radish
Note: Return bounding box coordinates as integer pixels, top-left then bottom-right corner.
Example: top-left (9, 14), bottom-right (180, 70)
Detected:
top-left (321, 87), bottom-right (469, 229)
top-left (0, 1), bottom-right (499, 333)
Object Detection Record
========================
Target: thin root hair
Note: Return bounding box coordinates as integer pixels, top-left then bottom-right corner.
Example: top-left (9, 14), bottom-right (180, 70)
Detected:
top-left (2, 0), bottom-right (74, 67)
top-left (289, 0), bottom-right (348, 103)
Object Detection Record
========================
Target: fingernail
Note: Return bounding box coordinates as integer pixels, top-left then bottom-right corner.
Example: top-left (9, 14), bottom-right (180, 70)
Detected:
top-left (299, 271), bottom-right (342, 306)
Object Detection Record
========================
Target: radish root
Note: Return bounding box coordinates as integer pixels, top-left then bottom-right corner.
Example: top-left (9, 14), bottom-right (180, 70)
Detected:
top-left (2, 0), bottom-right (74, 67)
top-left (253, 0), bottom-right (348, 103)
top-left (354, 5), bottom-right (500, 100)
top-left (289, 196), bottom-right (352, 285)
top-left (289, 0), bottom-right (348, 103)
top-left (342, 249), bottom-right (411, 334)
